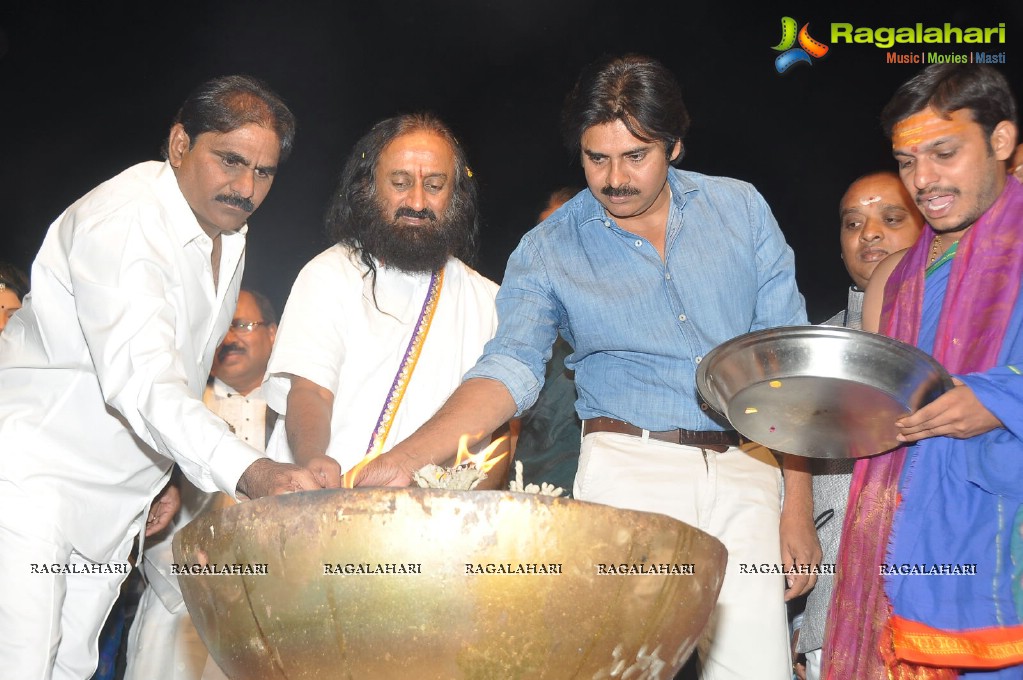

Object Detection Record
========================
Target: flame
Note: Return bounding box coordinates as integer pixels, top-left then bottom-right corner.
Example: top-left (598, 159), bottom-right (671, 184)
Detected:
top-left (342, 433), bottom-right (508, 488)
top-left (454, 433), bottom-right (508, 474)
top-left (342, 442), bottom-right (384, 489)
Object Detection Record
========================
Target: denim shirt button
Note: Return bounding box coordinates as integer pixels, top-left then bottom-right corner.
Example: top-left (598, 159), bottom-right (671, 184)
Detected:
top-left (695, 355), bottom-right (703, 364)
top-left (665, 273), bottom-right (672, 280)
top-left (634, 240), bottom-right (642, 247)
top-left (603, 220), bottom-right (611, 227)
top-left (678, 314), bottom-right (686, 322)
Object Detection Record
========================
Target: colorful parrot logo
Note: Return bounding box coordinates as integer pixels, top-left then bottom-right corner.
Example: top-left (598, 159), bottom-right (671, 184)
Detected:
top-left (772, 17), bottom-right (829, 73)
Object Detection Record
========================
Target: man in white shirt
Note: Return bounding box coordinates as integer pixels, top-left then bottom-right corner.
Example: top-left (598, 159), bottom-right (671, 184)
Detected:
top-left (125, 288), bottom-right (278, 680)
top-left (264, 113), bottom-right (500, 483)
top-left (0, 76), bottom-right (318, 680)
top-left (203, 288), bottom-right (280, 450)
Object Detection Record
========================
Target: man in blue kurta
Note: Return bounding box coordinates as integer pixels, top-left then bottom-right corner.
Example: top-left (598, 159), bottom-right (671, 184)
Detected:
top-left (824, 64), bottom-right (1023, 679)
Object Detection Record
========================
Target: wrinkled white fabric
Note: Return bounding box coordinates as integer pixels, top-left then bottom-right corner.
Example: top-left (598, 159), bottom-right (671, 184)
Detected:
top-left (0, 160), bottom-right (262, 679)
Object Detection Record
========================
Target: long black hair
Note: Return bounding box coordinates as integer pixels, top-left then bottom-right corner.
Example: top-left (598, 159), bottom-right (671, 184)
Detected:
top-left (326, 112), bottom-right (480, 279)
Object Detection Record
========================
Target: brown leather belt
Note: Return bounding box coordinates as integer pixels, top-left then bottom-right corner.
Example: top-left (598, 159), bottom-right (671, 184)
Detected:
top-left (581, 417), bottom-right (741, 453)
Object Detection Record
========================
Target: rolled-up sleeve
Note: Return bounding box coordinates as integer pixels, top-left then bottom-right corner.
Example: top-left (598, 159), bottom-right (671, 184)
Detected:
top-left (464, 236), bottom-right (561, 415)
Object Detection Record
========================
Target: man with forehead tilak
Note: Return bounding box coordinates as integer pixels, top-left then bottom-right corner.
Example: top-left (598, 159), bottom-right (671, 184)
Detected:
top-left (823, 64), bottom-right (1023, 679)
top-left (796, 172), bottom-right (923, 680)
top-left (836, 172), bottom-right (926, 306)
top-left (357, 55), bottom-right (819, 679)
top-left (263, 113), bottom-right (500, 487)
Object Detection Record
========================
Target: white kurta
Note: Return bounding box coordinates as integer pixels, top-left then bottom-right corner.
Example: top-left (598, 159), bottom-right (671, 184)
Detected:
top-left (0, 161), bottom-right (263, 679)
top-left (125, 380), bottom-right (265, 680)
top-left (264, 244), bottom-right (499, 470)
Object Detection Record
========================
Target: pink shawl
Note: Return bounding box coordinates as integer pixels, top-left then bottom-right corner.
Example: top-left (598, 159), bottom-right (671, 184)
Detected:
top-left (823, 176), bottom-right (1023, 678)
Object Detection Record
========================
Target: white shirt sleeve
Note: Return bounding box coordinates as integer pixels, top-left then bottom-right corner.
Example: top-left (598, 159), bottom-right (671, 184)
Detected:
top-left (264, 247), bottom-right (351, 414)
top-left (67, 209), bottom-right (262, 495)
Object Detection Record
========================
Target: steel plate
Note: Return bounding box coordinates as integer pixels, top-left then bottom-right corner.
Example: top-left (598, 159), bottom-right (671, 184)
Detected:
top-left (696, 326), bottom-right (953, 458)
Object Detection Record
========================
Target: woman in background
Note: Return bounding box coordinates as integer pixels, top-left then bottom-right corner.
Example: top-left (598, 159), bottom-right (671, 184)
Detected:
top-left (0, 261), bottom-right (29, 333)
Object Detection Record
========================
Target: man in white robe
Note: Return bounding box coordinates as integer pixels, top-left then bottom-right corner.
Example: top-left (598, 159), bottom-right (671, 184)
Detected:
top-left (265, 113), bottom-right (501, 484)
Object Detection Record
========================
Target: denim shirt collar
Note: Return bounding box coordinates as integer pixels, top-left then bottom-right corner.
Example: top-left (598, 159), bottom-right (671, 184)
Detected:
top-left (465, 166), bottom-right (807, 428)
top-left (576, 168), bottom-right (701, 241)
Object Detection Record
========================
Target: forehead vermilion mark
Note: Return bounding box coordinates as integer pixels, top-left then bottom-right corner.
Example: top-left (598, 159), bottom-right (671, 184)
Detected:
top-left (859, 195), bottom-right (882, 206)
top-left (892, 110), bottom-right (968, 149)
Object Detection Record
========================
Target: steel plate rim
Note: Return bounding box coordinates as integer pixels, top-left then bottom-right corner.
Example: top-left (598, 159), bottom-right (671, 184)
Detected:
top-left (695, 324), bottom-right (955, 418)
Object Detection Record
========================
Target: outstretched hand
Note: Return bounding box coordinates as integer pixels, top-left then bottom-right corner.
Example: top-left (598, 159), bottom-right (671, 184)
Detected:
top-left (304, 454), bottom-right (342, 489)
top-left (895, 378), bottom-right (1002, 443)
top-left (236, 457), bottom-right (320, 499)
top-left (353, 453), bottom-right (415, 488)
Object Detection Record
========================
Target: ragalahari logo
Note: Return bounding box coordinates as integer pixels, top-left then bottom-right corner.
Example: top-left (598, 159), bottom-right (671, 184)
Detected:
top-left (772, 17), bottom-right (829, 73)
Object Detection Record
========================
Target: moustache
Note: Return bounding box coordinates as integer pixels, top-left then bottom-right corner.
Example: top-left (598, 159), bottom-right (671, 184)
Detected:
top-left (393, 207), bottom-right (437, 222)
top-left (216, 193), bottom-right (256, 213)
top-left (601, 185), bottom-right (640, 198)
top-left (915, 186), bottom-right (960, 202)
top-left (218, 343), bottom-right (246, 360)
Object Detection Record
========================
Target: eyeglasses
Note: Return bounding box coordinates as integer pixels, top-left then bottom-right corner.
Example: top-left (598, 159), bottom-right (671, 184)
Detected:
top-left (228, 320), bottom-right (269, 334)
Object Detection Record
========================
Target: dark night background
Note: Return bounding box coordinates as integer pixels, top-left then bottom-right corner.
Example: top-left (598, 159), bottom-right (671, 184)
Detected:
top-left (1, 1), bottom-right (1019, 323)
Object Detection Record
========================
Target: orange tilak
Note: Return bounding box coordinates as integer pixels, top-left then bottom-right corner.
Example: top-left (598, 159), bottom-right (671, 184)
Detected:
top-left (892, 109), bottom-right (969, 150)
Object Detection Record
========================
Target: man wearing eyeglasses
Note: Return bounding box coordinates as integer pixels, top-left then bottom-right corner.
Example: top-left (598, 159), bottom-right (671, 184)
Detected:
top-left (208, 289), bottom-right (279, 415)
top-left (126, 288), bottom-right (278, 680)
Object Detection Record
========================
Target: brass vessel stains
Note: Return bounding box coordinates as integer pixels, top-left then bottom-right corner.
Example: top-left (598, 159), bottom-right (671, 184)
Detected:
top-left (174, 488), bottom-right (726, 679)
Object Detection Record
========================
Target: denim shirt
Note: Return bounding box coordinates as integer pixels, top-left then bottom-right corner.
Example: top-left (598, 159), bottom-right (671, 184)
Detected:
top-left (465, 168), bottom-right (807, 431)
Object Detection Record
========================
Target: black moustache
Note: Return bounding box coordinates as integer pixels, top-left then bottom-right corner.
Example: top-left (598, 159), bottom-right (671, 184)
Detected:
top-left (601, 185), bottom-right (640, 198)
top-left (218, 344), bottom-right (245, 359)
top-left (216, 194), bottom-right (256, 213)
top-left (916, 187), bottom-right (960, 200)
top-left (394, 207), bottom-right (437, 221)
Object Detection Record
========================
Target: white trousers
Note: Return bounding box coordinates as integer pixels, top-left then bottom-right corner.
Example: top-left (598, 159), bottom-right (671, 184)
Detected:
top-left (574, 432), bottom-right (791, 680)
top-left (804, 647), bottom-right (821, 680)
top-left (124, 584), bottom-right (228, 680)
top-left (125, 483), bottom-right (230, 680)
top-left (0, 487), bottom-right (134, 680)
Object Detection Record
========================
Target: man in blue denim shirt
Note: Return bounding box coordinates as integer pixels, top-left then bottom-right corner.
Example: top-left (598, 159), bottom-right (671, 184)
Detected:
top-left (359, 54), bottom-right (819, 679)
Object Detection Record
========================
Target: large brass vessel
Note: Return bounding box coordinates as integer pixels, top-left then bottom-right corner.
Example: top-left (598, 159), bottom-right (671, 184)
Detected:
top-left (174, 488), bottom-right (726, 679)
